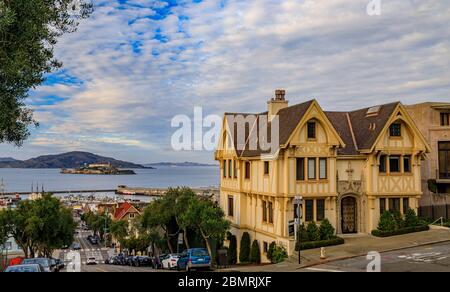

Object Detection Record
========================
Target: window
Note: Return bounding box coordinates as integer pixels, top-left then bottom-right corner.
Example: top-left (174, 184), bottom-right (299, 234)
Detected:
top-left (268, 202), bottom-right (274, 224)
top-left (307, 121), bottom-right (316, 139)
top-left (441, 113), bottom-right (450, 126)
top-left (319, 158), bottom-right (327, 179)
top-left (308, 158), bottom-right (316, 180)
top-left (223, 160), bottom-right (227, 178)
top-left (228, 196), bottom-right (234, 217)
top-left (439, 142), bottom-right (450, 179)
top-left (389, 156), bottom-right (401, 173)
top-left (296, 158), bottom-right (305, 181)
top-left (403, 156), bottom-right (411, 173)
top-left (245, 162), bottom-right (251, 179)
top-left (228, 160), bottom-right (233, 178)
top-left (263, 242), bottom-right (268, 253)
top-left (379, 155), bottom-right (387, 173)
top-left (129, 213), bottom-right (135, 219)
top-left (390, 123), bottom-right (401, 137)
top-left (262, 201), bottom-right (267, 222)
top-left (305, 199), bottom-right (314, 222)
top-left (264, 161), bottom-right (269, 175)
top-left (389, 198), bottom-right (401, 212)
top-left (403, 198), bottom-right (409, 213)
top-left (317, 199), bottom-right (325, 221)
top-left (233, 160), bottom-right (237, 178)
top-left (380, 198), bottom-right (386, 215)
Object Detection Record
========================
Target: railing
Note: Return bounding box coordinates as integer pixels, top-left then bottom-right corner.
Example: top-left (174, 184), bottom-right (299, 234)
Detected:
top-left (431, 217), bottom-right (445, 226)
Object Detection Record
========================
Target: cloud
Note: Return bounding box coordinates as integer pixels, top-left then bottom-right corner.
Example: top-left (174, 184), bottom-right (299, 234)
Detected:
top-left (2, 0), bottom-right (448, 163)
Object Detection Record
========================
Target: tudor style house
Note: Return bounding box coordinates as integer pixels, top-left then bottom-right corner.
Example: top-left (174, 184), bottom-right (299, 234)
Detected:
top-left (215, 90), bottom-right (430, 261)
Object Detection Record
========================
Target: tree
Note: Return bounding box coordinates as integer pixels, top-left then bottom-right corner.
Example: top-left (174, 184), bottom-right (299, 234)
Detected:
top-left (180, 198), bottom-right (230, 256)
top-left (0, 209), bottom-right (10, 247)
top-left (306, 221), bottom-right (320, 242)
top-left (250, 240), bottom-right (261, 264)
top-left (239, 232), bottom-right (251, 263)
top-left (267, 242), bottom-right (276, 263)
top-left (319, 219), bottom-right (335, 240)
top-left (404, 209), bottom-right (419, 227)
top-left (378, 211), bottom-right (396, 232)
top-left (0, 0), bottom-right (93, 145)
top-left (228, 234), bottom-right (237, 265)
top-left (110, 220), bottom-right (128, 250)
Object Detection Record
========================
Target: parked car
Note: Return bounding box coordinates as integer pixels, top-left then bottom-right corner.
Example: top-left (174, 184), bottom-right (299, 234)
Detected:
top-left (72, 243), bottom-right (81, 250)
top-left (55, 259), bottom-right (65, 270)
top-left (21, 258), bottom-right (56, 272)
top-left (177, 248), bottom-right (211, 272)
top-left (124, 256), bottom-right (136, 266)
top-left (50, 258), bottom-right (59, 272)
top-left (86, 257), bottom-right (97, 265)
top-left (134, 256), bottom-right (153, 267)
top-left (162, 254), bottom-right (181, 270)
top-left (4, 264), bottom-right (45, 273)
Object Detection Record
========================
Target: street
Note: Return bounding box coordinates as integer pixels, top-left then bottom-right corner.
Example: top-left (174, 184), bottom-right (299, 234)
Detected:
top-left (299, 241), bottom-right (450, 272)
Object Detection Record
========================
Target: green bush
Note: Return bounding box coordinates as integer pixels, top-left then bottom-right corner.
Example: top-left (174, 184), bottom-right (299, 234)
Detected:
top-left (378, 211), bottom-right (396, 231)
top-left (239, 232), bottom-right (251, 263)
top-left (319, 219), bottom-right (335, 240)
top-left (271, 245), bottom-right (288, 263)
top-left (371, 225), bottom-right (429, 237)
top-left (404, 209), bottom-right (419, 227)
top-left (306, 221), bottom-right (320, 242)
top-left (296, 237), bottom-right (345, 251)
top-left (228, 235), bottom-right (237, 265)
top-left (266, 242), bottom-right (276, 263)
top-left (249, 240), bottom-right (261, 264)
top-left (392, 211), bottom-right (405, 229)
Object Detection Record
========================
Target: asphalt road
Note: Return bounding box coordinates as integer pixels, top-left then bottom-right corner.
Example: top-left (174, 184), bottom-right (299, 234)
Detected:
top-left (299, 241), bottom-right (450, 272)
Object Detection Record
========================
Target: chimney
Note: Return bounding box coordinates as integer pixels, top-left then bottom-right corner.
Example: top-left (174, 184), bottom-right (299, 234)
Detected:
top-left (268, 89), bottom-right (288, 121)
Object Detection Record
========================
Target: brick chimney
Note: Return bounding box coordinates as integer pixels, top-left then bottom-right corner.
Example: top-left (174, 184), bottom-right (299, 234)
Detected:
top-left (268, 89), bottom-right (288, 121)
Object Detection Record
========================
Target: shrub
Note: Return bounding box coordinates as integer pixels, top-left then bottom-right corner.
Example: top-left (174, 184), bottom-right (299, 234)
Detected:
top-left (228, 235), bottom-right (237, 265)
top-left (250, 240), bottom-right (261, 264)
top-left (271, 245), bottom-right (288, 263)
top-left (239, 232), bottom-right (251, 263)
top-left (296, 237), bottom-right (345, 251)
top-left (404, 209), bottom-right (419, 227)
top-left (266, 242), bottom-right (276, 263)
top-left (319, 219), bottom-right (335, 240)
top-left (378, 211), bottom-right (396, 231)
top-left (392, 211), bottom-right (405, 229)
top-left (298, 224), bottom-right (308, 242)
top-left (372, 225), bottom-right (429, 237)
top-left (306, 221), bottom-right (320, 242)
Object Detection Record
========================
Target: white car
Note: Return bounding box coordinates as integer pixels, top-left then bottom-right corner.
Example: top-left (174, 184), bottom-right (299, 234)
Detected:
top-left (86, 257), bottom-right (97, 265)
top-left (162, 254), bottom-right (181, 270)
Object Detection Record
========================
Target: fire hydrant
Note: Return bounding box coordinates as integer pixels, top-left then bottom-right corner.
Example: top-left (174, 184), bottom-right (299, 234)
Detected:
top-left (320, 247), bottom-right (327, 260)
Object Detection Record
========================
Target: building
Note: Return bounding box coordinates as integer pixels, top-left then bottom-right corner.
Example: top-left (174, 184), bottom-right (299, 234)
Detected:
top-left (112, 202), bottom-right (141, 222)
top-left (215, 90), bottom-right (430, 261)
top-left (405, 102), bottom-right (450, 219)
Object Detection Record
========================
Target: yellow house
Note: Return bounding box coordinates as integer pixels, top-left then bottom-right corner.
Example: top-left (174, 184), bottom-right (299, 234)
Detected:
top-left (215, 90), bottom-right (430, 261)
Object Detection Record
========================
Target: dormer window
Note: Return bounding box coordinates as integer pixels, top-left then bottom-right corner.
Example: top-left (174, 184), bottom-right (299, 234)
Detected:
top-left (307, 122), bottom-right (316, 139)
top-left (389, 123), bottom-right (401, 137)
top-left (441, 112), bottom-right (449, 126)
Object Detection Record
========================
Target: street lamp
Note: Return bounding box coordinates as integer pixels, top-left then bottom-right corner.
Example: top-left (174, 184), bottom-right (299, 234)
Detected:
top-left (293, 196), bottom-right (303, 265)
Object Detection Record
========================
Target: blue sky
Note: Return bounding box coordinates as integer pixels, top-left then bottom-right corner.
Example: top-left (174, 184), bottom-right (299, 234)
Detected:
top-left (0, 0), bottom-right (449, 163)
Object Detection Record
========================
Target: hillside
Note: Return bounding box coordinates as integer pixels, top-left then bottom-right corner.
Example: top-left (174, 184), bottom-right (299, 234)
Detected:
top-left (0, 152), bottom-right (150, 169)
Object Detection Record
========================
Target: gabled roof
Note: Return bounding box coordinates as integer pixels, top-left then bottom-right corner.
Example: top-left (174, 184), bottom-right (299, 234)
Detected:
top-left (113, 202), bottom-right (140, 220)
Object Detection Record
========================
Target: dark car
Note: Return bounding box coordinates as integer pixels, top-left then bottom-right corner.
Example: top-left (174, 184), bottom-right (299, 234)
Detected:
top-left (177, 248), bottom-right (211, 272)
top-left (55, 259), bottom-right (65, 270)
top-left (4, 264), bottom-right (45, 273)
top-left (22, 258), bottom-right (56, 273)
top-left (134, 256), bottom-right (153, 267)
top-left (72, 243), bottom-right (81, 250)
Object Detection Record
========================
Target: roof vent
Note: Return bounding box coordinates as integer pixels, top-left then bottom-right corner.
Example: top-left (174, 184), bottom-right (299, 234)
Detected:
top-left (368, 123), bottom-right (376, 131)
top-left (366, 106), bottom-right (381, 117)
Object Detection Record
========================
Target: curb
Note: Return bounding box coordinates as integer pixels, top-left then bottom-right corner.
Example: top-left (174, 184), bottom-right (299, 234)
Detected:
top-left (295, 238), bottom-right (450, 270)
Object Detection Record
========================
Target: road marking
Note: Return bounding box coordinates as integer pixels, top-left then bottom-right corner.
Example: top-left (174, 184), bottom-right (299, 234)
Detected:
top-left (306, 267), bottom-right (344, 273)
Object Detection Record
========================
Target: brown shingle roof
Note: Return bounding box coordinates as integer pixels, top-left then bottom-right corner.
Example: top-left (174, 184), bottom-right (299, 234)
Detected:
top-left (324, 111), bottom-right (358, 155)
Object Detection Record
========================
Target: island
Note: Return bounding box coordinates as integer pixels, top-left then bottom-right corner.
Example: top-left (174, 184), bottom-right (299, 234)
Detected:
top-left (61, 163), bottom-right (136, 175)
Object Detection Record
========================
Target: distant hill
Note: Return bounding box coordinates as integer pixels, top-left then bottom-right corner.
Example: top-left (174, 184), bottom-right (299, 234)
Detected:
top-left (0, 157), bottom-right (19, 162)
top-left (145, 161), bottom-right (218, 167)
top-left (0, 152), bottom-right (150, 169)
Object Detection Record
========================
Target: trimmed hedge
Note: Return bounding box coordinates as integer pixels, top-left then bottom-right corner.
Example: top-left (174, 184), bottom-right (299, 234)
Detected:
top-left (296, 237), bottom-right (345, 251)
top-left (371, 225), bottom-right (430, 237)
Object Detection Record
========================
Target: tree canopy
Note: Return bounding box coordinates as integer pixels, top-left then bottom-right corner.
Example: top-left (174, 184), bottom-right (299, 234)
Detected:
top-left (0, 0), bottom-right (93, 145)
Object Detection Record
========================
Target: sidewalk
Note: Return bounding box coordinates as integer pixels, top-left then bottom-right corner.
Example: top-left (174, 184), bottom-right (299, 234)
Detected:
top-left (222, 229), bottom-right (450, 272)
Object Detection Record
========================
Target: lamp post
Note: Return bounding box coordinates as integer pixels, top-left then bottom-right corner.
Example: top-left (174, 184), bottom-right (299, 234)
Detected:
top-left (294, 196), bottom-right (303, 265)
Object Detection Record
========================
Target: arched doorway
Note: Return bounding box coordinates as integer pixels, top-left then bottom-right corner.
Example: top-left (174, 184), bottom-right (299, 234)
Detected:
top-left (341, 196), bottom-right (357, 234)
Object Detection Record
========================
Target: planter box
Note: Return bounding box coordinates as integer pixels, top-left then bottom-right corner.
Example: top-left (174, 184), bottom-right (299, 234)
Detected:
top-left (371, 225), bottom-right (430, 238)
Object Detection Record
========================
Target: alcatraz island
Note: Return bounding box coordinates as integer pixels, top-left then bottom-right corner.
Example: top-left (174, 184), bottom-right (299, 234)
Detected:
top-left (61, 163), bottom-right (136, 175)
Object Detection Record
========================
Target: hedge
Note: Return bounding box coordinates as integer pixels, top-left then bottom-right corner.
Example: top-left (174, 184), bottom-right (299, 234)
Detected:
top-left (295, 237), bottom-right (345, 251)
top-left (371, 225), bottom-right (430, 237)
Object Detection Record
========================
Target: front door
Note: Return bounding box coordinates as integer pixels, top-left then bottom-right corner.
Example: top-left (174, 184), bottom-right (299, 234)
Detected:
top-left (341, 197), bottom-right (357, 234)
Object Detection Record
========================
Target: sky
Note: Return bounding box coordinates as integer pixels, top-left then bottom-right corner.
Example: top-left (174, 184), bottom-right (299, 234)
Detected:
top-left (0, 0), bottom-right (449, 164)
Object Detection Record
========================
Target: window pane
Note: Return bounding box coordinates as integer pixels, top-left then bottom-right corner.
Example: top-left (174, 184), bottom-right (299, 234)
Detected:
top-left (305, 200), bottom-right (314, 222)
top-left (234, 160), bottom-right (237, 178)
top-left (307, 122), bottom-right (316, 139)
top-left (262, 201), bottom-right (267, 222)
top-left (403, 198), bottom-right (409, 213)
top-left (390, 124), bottom-right (401, 137)
top-left (228, 196), bottom-right (234, 217)
top-left (403, 156), bottom-right (411, 173)
top-left (264, 161), bottom-right (269, 175)
top-left (229, 160), bottom-right (232, 178)
top-left (380, 198), bottom-right (386, 215)
top-left (296, 158), bottom-right (305, 181)
top-left (319, 158), bottom-right (327, 179)
top-left (390, 156), bottom-right (400, 173)
top-left (245, 162), bottom-right (251, 179)
top-left (308, 158), bottom-right (316, 180)
top-left (269, 202), bottom-right (273, 223)
top-left (317, 199), bottom-right (325, 221)
top-left (379, 155), bottom-right (387, 173)
top-left (389, 198), bottom-right (400, 212)
top-left (223, 160), bottom-right (227, 178)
